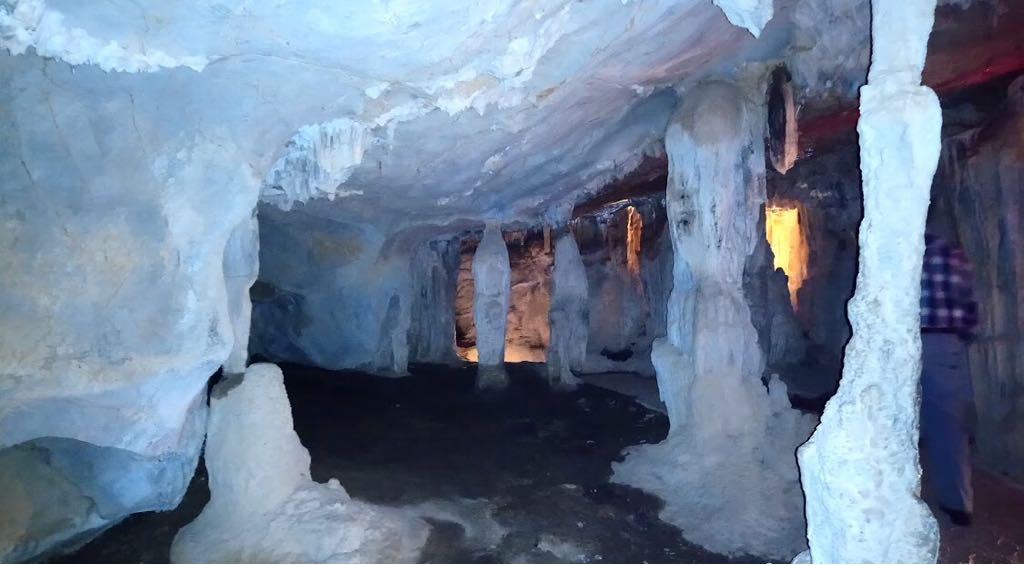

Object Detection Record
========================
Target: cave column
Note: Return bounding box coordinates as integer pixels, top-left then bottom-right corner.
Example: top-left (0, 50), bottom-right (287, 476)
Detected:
top-left (796, 0), bottom-right (942, 562)
top-left (222, 208), bottom-right (260, 374)
top-left (613, 79), bottom-right (813, 560)
top-left (473, 221), bottom-right (511, 388)
top-left (658, 79), bottom-right (769, 436)
top-left (547, 230), bottom-right (588, 388)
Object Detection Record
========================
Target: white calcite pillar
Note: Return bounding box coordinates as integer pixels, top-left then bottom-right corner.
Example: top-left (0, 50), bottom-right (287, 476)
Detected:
top-left (547, 231), bottom-right (588, 388)
top-left (796, 1), bottom-right (942, 562)
top-left (222, 209), bottom-right (260, 374)
top-left (613, 80), bottom-right (814, 560)
top-left (473, 222), bottom-right (511, 388)
top-left (171, 364), bottom-right (428, 563)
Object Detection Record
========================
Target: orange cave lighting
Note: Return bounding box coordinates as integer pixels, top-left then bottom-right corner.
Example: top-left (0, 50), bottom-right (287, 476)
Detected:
top-left (765, 204), bottom-right (808, 310)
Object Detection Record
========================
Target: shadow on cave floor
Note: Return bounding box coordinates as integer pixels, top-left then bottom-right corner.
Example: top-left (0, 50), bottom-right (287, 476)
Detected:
top-left (56, 363), bottom-right (750, 564)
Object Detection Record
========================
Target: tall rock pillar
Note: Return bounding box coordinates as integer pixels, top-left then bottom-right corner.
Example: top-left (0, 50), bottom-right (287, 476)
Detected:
top-left (547, 230), bottom-right (588, 388)
top-left (796, 1), bottom-right (943, 562)
top-left (473, 222), bottom-right (511, 388)
top-left (613, 80), bottom-right (814, 560)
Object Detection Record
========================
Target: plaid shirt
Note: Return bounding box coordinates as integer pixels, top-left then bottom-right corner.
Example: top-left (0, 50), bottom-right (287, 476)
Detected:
top-left (921, 233), bottom-right (979, 333)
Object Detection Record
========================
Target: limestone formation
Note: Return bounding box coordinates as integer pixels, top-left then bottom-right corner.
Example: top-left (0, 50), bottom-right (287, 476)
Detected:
top-left (613, 80), bottom-right (816, 561)
top-left (409, 238), bottom-right (461, 365)
top-left (473, 222), bottom-right (512, 388)
top-left (0, 0), bottom-right (1015, 561)
top-left (0, 53), bottom-right (259, 560)
top-left (796, 0), bottom-right (943, 561)
top-left (249, 211), bottom-right (413, 375)
top-left (547, 232), bottom-right (589, 387)
top-left (222, 210), bottom-right (260, 374)
top-left (171, 363), bottom-right (429, 563)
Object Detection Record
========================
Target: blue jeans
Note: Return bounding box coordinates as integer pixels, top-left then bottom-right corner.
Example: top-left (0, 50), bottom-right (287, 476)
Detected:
top-left (920, 332), bottom-right (974, 513)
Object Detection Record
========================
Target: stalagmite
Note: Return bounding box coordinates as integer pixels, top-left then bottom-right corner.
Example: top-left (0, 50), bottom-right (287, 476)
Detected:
top-left (613, 80), bottom-right (815, 560)
top-left (171, 363), bottom-right (429, 563)
top-left (547, 231), bottom-right (589, 388)
top-left (473, 222), bottom-right (511, 388)
top-left (795, 1), bottom-right (942, 562)
top-left (222, 210), bottom-right (260, 374)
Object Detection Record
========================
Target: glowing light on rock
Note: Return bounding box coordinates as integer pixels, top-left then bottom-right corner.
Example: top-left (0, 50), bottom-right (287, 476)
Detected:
top-left (765, 205), bottom-right (807, 309)
top-left (626, 206), bottom-right (643, 278)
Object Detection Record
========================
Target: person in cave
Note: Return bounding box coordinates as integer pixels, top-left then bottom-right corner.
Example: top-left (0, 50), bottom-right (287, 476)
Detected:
top-left (919, 230), bottom-right (980, 527)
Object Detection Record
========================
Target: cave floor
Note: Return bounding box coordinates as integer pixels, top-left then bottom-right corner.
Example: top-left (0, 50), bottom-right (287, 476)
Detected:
top-left (579, 370), bottom-right (1024, 564)
top-left (57, 363), bottom-right (741, 564)
top-left (54, 363), bottom-right (1024, 564)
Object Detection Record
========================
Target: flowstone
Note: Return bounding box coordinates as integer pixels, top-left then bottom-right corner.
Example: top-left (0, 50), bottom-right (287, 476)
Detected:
top-left (612, 80), bottom-right (815, 561)
top-left (171, 363), bottom-right (429, 563)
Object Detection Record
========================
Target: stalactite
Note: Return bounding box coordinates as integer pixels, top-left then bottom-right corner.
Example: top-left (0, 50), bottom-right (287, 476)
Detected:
top-left (796, 0), bottom-right (943, 561)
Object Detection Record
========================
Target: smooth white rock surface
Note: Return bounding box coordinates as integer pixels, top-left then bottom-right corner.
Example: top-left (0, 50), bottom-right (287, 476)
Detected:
top-left (2, 0), bottom-right (777, 229)
top-left (712, 0), bottom-right (773, 37)
top-left (0, 52), bottom-right (259, 560)
top-left (171, 363), bottom-right (429, 563)
top-left (222, 209), bottom-right (260, 374)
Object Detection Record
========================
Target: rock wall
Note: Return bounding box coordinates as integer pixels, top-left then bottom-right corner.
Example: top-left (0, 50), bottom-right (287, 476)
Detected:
top-left (764, 143), bottom-right (863, 396)
top-left (796, 0), bottom-right (943, 560)
top-left (613, 80), bottom-right (815, 560)
top-left (408, 237), bottom-right (462, 366)
top-left (938, 77), bottom-right (1024, 482)
top-left (0, 56), bottom-right (259, 560)
top-left (574, 198), bottom-right (673, 376)
top-left (744, 209), bottom-right (809, 376)
top-left (251, 208), bottom-right (412, 376)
